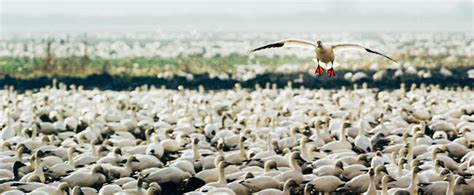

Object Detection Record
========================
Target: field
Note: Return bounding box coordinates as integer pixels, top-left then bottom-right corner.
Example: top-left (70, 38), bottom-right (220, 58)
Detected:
top-left (0, 31), bottom-right (473, 195)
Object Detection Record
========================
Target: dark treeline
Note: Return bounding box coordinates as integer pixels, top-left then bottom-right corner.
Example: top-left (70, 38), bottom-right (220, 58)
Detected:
top-left (1, 67), bottom-right (473, 92)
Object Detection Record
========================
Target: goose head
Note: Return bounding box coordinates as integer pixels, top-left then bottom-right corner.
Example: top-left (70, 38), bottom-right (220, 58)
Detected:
top-left (335, 161), bottom-right (344, 171)
top-left (283, 178), bottom-right (299, 192)
top-left (91, 165), bottom-right (105, 175)
top-left (126, 155), bottom-right (140, 164)
top-left (58, 182), bottom-right (69, 192)
top-left (144, 128), bottom-right (154, 142)
top-left (147, 182), bottom-right (162, 195)
top-left (192, 137), bottom-right (200, 145)
top-left (398, 158), bottom-right (408, 165)
top-left (291, 151), bottom-right (306, 165)
top-left (383, 174), bottom-right (396, 183)
top-left (411, 166), bottom-right (422, 174)
top-left (443, 174), bottom-right (455, 182)
top-left (357, 154), bottom-right (369, 164)
top-left (414, 132), bottom-right (424, 140)
top-left (2, 141), bottom-right (12, 150)
top-left (455, 176), bottom-right (468, 186)
top-left (368, 168), bottom-right (375, 176)
top-left (137, 176), bottom-right (144, 189)
top-left (439, 168), bottom-right (451, 176)
top-left (113, 148), bottom-right (122, 156)
top-left (236, 171), bottom-right (251, 180)
top-left (264, 160), bottom-right (279, 172)
top-left (97, 146), bottom-right (109, 156)
top-left (217, 161), bottom-right (230, 170)
top-left (13, 161), bottom-right (27, 170)
top-left (375, 164), bottom-right (388, 175)
top-left (410, 159), bottom-right (422, 167)
top-left (316, 41), bottom-right (322, 48)
top-left (71, 186), bottom-right (83, 195)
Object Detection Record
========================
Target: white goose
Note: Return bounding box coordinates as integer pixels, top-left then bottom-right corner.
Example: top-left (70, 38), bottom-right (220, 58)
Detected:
top-left (251, 39), bottom-right (398, 76)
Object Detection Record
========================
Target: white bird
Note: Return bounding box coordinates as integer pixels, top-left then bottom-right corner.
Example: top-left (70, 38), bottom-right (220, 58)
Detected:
top-left (251, 39), bottom-right (398, 76)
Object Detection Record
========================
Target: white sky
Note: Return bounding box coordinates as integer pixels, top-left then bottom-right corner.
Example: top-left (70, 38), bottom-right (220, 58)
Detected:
top-left (0, 0), bottom-right (472, 33)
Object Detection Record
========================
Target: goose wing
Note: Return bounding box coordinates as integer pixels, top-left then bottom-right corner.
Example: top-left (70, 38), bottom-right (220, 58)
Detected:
top-left (250, 39), bottom-right (316, 52)
top-left (332, 44), bottom-right (398, 64)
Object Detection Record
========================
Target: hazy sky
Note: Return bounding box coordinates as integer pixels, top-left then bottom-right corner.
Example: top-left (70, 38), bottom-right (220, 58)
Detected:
top-left (1, 0), bottom-right (472, 33)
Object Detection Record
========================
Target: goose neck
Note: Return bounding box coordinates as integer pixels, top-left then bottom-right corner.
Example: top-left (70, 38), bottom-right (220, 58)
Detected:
top-left (218, 164), bottom-right (226, 184)
top-left (447, 177), bottom-right (455, 195)
top-left (340, 126), bottom-right (347, 143)
top-left (67, 149), bottom-right (75, 166)
top-left (397, 162), bottom-right (403, 177)
top-left (192, 143), bottom-right (200, 161)
top-left (91, 143), bottom-right (97, 156)
top-left (409, 170), bottom-right (418, 194)
top-left (239, 142), bottom-right (246, 159)
top-left (368, 174), bottom-right (376, 194)
top-left (290, 155), bottom-right (301, 171)
top-left (382, 178), bottom-right (389, 195)
top-left (13, 164), bottom-right (21, 180)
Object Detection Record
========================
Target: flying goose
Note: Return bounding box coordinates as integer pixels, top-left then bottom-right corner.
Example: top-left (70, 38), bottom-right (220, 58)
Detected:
top-left (250, 39), bottom-right (398, 76)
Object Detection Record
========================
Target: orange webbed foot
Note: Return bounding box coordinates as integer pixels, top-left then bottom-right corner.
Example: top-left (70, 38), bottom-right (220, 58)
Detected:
top-left (327, 68), bottom-right (335, 77)
top-left (315, 66), bottom-right (324, 75)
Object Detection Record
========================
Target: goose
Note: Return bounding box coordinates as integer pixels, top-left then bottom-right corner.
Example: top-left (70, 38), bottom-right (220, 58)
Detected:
top-left (320, 122), bottom-right (352, 152)
top-left (380, 175), bottom-right (396, 195)
top-left (105, 155), bottom-right (140, 178)
top-left (144, 166), bottom-right (192, 184)
top-left (251, 39), bottom-right (397, 76)
top-left (240, 175), bottom-right (281, 193)
top-left (0, 161), bottom-right (26, 183)
top-left (98, 184), bottom-right (122, 195)
top-left (19, 151), bottom-right (45, 183)
top-left (170, 159), bottom-right (195, 175)
top-left (252, 135), bottom-right (277, 159)
top-left (46, 147), bottom-right (78, 179)
top-left (439, 142), bottom-right (470, 159)
top-left (61, 164), bottom-right (107, 187)
top-left (116, 177), bottom-right (147, 195)
top-left (0, 143), bottom-right (25, 165)
top-left (387, 166), bottom-right (421, 195)
top-left (97, 147), bottom-right (122, 165)
top-left (341, 163), bottom-right (367, 180)
top-left (362, 168), bottom-right (377, 195)
top-left (342, 165), bottom-right (388, 193)
top-left (6, 175), bottom-right (47, 193)
top-left (147, 182), bottom-right (162, 195)
top-left (308, 175), bottom-right (344, 195)
top-left (255, 179), bottom-right (298, 195)
top-left (71, 186), bottom-right (98, 195)
top-left (224, 136), bottom-right (247, 165)
top-left (200, 161), bottom-right (229, 191)
top-left (132, 153), bottom-right (164, 171)
top-left (73, 140), bottom-right (106, 167)
top-left (146, 134), bottom-right (164, 159)
top-left (417, 173), bottom-right (453, 195)
top-left (354, 122), bottom-right (371, 152)
top-left (275, 152), bottom-right (304, 183)
top-left (31, 182), bottom-right (69, 195)
top-left (371, 151), bottom-right (390, 168)
top-left (313, 160), bottom-right (343, 176)
top-left (261, 160), bottom-right (280, 177)
top-left (195, 155), bottom-right (240, 183)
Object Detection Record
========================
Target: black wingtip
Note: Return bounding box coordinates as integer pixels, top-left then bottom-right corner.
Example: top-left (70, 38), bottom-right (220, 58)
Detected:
top-left (365, 48), bottom-right (399, 64)
top-left (250, 42), bottom-right (285, 53)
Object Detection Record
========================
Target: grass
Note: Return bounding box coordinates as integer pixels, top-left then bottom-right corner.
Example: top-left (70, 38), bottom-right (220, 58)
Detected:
top-left (0, 53), bottom-right (472, 78)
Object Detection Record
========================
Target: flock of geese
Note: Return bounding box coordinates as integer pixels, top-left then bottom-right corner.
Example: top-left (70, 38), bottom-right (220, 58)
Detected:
top-left (0, 82), bottom-right (473, 195)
